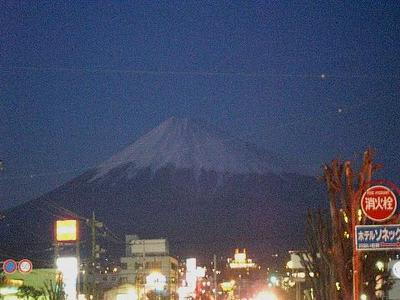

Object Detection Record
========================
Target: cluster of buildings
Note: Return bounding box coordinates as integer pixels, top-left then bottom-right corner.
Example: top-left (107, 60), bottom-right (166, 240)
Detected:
top-left (8, 225), bottom-right (373, 300)
top-left (1, 235), bottom-right (180, 300)
top-left (1, 232), bottom-right (279, 300)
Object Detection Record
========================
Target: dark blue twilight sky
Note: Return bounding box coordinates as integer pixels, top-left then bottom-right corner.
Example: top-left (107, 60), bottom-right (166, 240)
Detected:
top-left (1, 2), bottom-right (399, 209)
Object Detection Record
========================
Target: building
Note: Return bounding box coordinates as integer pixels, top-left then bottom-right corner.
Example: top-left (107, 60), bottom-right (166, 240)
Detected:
top-left (118, 235), bottom-right (178, 300)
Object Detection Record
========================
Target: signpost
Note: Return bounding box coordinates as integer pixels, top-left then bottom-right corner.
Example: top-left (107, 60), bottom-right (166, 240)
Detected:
top-left (1, 259), bottom-right (33, 274)
top-left (18, 259), bottom-right (33, 274)
top-left (361, 185), bottom-right (397, 222)
top-left (2, 259), bottom-right (17, 274)
top-left (354, 183), bottom-right (399, 299)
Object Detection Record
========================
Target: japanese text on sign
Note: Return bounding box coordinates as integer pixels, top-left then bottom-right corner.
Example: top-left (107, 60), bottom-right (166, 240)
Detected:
top-left (361, 185), bottom-right (397, 222)
top-left (356, 225), bottom-right (400, 251)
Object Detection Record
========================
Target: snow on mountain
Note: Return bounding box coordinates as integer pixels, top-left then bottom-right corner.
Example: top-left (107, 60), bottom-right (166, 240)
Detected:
top-left (91, 117), bottom-right (283, 181)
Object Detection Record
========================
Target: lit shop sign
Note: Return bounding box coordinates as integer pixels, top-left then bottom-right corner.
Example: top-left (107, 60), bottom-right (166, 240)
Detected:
top-left (56, 257), bottom-right (78, 300)
top-left (146, 272), bottom-right (167, 292)
top-left (355, 225), bottom-right (400, 251)
top-left (56, 220), bottom-right (78, 242)
top-left (229, 249), bottom-right (256, 269)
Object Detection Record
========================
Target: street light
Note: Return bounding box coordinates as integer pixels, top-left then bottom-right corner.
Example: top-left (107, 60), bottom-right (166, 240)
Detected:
top-left (375, 261), bottom-right (384, 272)
top-left (360, 294), bottom-right (367, 300)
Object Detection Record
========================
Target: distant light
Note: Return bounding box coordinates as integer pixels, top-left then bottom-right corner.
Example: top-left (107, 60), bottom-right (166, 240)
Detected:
top-left (254, 291), bottom-right (278, 300)
top-left (392, 261), bottom-right (400, 278)
top-left (360, 294), bottom-right (367, 300)
top-left (186, 258), bottom-right (196, 272)
top-left (0, 287), bottom-right (18, 296)
top-left (117, 290), bottom-right (137, 300)
top-left (221, 281), bottom-right (235, 292)
top-left (321, 74), bottom-right (326, 79)
top-left (230, 249), bottom-right (256, 269)
top-left (146, 272), bottom-right (166, 292)
top-left (376, 261), bottom-right (384, 271)
top-left (270, 276), bottom-right (278, 285)
top-left (357, 209), bottom-right (363, 222)
top-left (178, 287), bottom-right (191, 300)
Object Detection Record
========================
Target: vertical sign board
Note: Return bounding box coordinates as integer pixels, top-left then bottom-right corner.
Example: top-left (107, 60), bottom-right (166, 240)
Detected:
top-left (355, 225), bottom-right (400, 251)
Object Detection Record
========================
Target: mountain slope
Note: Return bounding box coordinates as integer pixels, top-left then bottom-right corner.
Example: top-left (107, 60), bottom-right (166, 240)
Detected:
top-left (0, 117), bottom-right (326, 261)
top-left (92, 117), bottom-right (284, 180)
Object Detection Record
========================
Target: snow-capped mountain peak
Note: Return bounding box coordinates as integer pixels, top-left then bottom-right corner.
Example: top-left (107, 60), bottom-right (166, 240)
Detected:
top-left (91, 117), bottom-right (282, 180)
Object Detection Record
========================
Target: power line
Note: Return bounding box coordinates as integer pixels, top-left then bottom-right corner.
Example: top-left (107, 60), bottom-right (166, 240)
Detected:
top-left (0, 167), bottom-right (91, 181)
top-left (1, 65), bottom-right (399, 80)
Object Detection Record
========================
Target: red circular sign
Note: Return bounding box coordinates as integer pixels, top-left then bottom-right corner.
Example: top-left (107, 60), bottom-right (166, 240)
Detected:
top-left (18, 259), bottom-right (33, 274)
top-left (3, 259), bottom-right (18, 274)
top-left (361, 185), bottom-right (397, 222)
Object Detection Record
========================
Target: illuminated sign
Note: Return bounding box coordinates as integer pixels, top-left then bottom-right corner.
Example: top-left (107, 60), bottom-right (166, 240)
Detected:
top-left (116, 290), bottom-right (137, 300)
top-left (356, 225), bottom-right (400, 250)
top-left (56, 257), bottom-right (78, 300)
top-left (361, 185), bottom-right (397, 222)
top-left (229, 249), bottom-right (256, 269)
top-left (56, 220), bottom-right (78, 242)
top-left (392, 261), bottom-right (400, 279)
top-left (221, 281), bottom-right (235, 292)
top-left (186, 258), bottom-right (196, 272)
top-left (146, 272), bottom-right (166, 292)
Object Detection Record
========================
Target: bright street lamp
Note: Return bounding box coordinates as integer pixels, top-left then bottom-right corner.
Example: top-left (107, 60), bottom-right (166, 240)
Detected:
top-left (254, 290), bottom-right (278, 300)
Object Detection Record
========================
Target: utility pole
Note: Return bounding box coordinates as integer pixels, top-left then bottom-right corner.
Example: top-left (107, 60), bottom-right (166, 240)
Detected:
top-left (142, 240), bottom-right (146, 300)
top-left (85, 212), bottom-right (100, 300)
top-left (91, 212), bottom-right (97, 271)
top-left (295, 281), bottom-right (301, 300)
top-left (352, 194), bottom-right (360, 300)
top-left (213, 254), bottom-right (217, 300)
top-left (77, 240), bottom-right (81, 297)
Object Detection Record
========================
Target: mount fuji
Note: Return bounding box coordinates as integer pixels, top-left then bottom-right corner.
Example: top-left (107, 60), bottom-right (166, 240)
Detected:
top-left (1, 117), bottom-right (325, 260)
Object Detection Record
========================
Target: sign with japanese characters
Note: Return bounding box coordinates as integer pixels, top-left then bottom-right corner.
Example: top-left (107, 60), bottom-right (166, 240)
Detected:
top-left (361, 185), bottom-right (397, 222)
top-left (356, 225), bottom-right (400, 251)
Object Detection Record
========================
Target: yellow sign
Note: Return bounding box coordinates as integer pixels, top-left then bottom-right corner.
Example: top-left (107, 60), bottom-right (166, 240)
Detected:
top-left (229, 249), bottom-right (256, 269)
top-left (221, 280), bottom-right (235, 292)
top-left (56, 220), bottom-right (78, 242)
